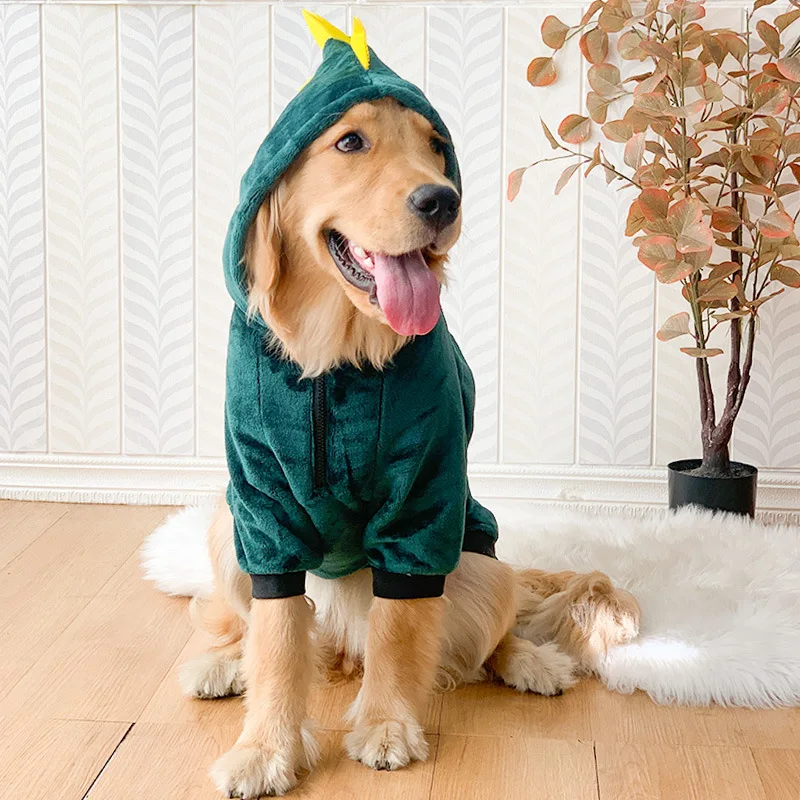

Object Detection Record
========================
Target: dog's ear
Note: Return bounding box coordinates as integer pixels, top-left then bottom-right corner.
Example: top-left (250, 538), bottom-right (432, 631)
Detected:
top-left (244, 190), bottom-right (283, 324)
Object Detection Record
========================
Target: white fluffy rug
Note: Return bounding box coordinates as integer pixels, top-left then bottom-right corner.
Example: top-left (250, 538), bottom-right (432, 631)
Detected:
top-left (141, 501), bottom-right (800, 708)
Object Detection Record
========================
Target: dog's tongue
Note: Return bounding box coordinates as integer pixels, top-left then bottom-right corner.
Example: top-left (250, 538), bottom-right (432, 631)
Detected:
top-left (372, 250), bottom-right (441, 336)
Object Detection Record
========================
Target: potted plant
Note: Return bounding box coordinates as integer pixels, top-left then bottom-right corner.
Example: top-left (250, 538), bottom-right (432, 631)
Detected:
top-left (511, 0), bottom-right (800, 516)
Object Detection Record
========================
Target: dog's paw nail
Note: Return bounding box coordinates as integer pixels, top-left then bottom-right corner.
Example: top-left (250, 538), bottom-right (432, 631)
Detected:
top-left (211, 744), bottom-right (303, 798)
top-left (345, 720), bottom-right (427, 771)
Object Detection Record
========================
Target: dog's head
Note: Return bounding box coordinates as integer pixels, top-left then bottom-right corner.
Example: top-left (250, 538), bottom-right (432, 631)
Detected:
top-left (242, 98), bottom-right (461, 373)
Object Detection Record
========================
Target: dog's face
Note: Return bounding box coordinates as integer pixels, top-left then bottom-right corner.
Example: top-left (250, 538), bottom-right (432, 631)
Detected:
top-left (272, 98), bottom-right (461, 337)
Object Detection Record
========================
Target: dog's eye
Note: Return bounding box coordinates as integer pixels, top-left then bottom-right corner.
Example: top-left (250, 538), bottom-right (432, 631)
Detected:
top-left (430, 137), bottom-right (447, 156)
top-left (336, 132), bottom-right (367, 153)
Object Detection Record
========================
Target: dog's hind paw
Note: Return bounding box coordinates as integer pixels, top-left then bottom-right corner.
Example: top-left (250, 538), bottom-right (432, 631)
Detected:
top-left (495, 637), bottom-right (577, 696)
top-left (210, 725), bottom-right (319, 798)
top-left (344, 720), bottom-right (428, 771)
top-left (179, 652), bottom-right (244, 699)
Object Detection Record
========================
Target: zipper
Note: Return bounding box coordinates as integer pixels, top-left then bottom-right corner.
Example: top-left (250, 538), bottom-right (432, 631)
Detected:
top-left (312, 375), bottom-right (327, 489)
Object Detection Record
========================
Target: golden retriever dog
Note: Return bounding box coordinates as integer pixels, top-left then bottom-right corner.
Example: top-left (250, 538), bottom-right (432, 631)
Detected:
top-left (181, 99), bottom-right (640, 798)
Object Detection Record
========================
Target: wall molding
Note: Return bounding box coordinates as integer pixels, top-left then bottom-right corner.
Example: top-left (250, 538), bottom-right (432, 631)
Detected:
top-left (2, 453), bottom-right (798, 522)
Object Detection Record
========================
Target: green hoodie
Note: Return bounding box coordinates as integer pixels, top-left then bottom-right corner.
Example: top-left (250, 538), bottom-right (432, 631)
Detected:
top-left (224, 15), bottom-right (498, 600)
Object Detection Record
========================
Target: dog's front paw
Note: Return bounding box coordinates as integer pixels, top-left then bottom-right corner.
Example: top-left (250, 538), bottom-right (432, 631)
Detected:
top-left (210, 724), bottom-right (319, 798)
top-left (179, 652), bottom-right (244, 699)
top-left (344, 720), bottom-right (428, 771)
top-left (501, 640), bottom-right (577, 696)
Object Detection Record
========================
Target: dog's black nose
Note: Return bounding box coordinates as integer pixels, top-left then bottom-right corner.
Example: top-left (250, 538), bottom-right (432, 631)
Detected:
top-left (407, 184), bottom-right (460, 230)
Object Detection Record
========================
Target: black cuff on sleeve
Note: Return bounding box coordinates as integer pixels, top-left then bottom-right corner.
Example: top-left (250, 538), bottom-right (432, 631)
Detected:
top-left (372, 569), bottom-right (446, 599)
top-left (250, 571), bottom-right (306, 599)
top-left (462, 530), bottom-right (497, 559)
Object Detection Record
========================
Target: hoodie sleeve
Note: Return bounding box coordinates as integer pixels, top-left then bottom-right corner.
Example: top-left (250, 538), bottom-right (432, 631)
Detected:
top-left (362, 418), bottom-right (467, 599)
top-left (362, 325), bottom-right (470, 599)
top-left (453, 339), bottom-right (499, 559)
top-left (225, 310), bottom-right (324, 598)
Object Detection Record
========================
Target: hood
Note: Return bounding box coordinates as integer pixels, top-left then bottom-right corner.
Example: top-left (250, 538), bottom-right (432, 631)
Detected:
top-left (222, 12), bottom-right (461, 325)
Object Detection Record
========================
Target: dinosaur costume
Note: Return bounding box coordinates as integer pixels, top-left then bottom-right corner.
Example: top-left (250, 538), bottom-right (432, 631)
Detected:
top-left (225, 12), bottom-right (498, 601)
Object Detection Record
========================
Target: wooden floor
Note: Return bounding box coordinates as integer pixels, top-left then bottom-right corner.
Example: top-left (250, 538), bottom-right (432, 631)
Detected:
top-left (1, 502), bottom-right (799, 799)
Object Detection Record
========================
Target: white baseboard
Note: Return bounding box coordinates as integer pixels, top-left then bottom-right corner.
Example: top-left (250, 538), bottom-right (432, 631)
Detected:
top-left (1, 453), bottom-right (799, 523)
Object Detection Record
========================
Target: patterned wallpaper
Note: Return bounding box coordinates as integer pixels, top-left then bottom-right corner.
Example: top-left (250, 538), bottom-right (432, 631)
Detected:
top-left (1, 1), bottom-right (799, 489)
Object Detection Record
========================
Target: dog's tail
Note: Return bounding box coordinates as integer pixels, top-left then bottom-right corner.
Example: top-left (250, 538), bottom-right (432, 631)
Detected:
top-left (140, 505), bottom-right (216, 598)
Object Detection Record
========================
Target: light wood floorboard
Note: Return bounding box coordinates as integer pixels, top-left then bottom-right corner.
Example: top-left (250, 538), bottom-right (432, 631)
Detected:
top-left (0, 502), bottom-right (796, 800)
top-left (595, 741), bottom-right (767, 800)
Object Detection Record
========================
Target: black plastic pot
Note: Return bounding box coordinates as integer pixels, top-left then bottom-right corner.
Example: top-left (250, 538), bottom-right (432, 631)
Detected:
top-left (668, 459), bottom-right (758, 517)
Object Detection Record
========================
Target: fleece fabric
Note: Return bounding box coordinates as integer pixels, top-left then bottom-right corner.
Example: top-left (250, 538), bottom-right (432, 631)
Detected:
top-left (223, 15), bottom-right (497, 599)
top-left (226, 310), bottom-right (498, 599)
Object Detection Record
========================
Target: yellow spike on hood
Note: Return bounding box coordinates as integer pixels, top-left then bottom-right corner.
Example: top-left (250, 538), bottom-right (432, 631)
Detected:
top-left (350, 18), bottom-right (370, 70)
top-left (302, 10), bottom-right (349, 48)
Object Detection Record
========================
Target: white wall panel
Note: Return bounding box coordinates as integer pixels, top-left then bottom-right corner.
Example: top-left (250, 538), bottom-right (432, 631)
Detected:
top-left (734, 291), bottom-right (800, 468)
top-left (579, 178), bottom-right (655, 466)
top-left (502, 6), bottom-right (580, 465)
top-left (0, 1), bottom-right (799, 502)
top-left (350, 5), bottom-right (425, 89)
top-left (44, 5), bottom-right (120, 454)
top-left (0, 5), bottom-right (46, 453)
top-left (195, 5), bottom-right (270, 458)
top-left (120, 5), bottom-right (194, 455)
top-left (428, 5), bottom-right (502, 463)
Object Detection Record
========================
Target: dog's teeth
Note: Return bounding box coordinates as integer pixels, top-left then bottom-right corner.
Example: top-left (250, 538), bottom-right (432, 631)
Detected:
top-left (353, 246), bottom-right (367, 258)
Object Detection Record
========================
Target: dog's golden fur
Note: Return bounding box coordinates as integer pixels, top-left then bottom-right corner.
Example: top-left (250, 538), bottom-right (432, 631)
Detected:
top-left (183, 99), bottom-right (640, 797)
top-left (243, 100), bottom-right (453, 378)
